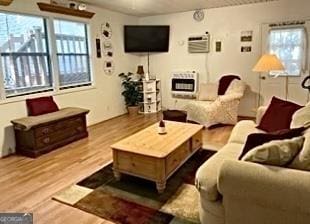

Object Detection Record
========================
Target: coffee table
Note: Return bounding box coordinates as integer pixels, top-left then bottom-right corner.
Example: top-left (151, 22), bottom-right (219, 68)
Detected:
top-left (111, 121), bottom-right (203, 193)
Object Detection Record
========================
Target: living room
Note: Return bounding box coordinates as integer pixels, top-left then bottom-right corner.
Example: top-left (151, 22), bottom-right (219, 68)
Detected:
top-left (0, 0), bottom-right (310, 223)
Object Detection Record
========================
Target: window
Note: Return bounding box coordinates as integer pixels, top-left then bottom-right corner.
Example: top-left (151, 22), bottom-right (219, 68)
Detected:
top-left (269, 28), bottom-right (306, 76)
top-left (54, 20), bottom-right (91, 89)
top-left (0, 13), bottom-right (52, 97)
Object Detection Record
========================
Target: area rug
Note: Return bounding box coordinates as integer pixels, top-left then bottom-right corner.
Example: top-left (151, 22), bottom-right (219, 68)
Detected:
top-left (53, 149), bottom-right (215, 224)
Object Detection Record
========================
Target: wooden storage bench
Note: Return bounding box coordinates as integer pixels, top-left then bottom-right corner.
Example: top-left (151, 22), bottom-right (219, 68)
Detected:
top-left (11, 107), bottom-right (89, 158)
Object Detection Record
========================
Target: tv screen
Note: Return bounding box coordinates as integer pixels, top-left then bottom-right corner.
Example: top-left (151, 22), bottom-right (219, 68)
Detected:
top-left (124, 26), bottom-right (170, 52)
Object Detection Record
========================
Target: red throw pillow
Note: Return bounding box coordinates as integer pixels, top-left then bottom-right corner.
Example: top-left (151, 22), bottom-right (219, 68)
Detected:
top-left (257, 97), bottom-right (303, 132)
top-left (26, 96), bottom-right (59, 116)
top-left (239, 127), bottom-right (305, 160)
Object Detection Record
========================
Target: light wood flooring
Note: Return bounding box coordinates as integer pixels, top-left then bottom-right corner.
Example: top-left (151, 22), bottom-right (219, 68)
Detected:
top-left (0, 113), bottom-right (233, 224)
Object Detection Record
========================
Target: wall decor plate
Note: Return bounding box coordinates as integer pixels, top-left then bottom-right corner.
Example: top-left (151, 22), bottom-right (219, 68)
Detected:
top-left (104, 60), bottom-right (115, 75)
top-left (102, 22), bottom-right (112, 39)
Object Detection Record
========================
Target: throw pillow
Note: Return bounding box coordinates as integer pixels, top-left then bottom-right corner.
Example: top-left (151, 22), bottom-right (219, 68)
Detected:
top-left (239, 127), bottom-right (306, 160)
top-left (242, 136), bottom-right (305, 166)
top-left (289, 132), bottom-right (310, 171)
top-left (26, 96), bottom-right (59, 116)
top-left (198, 83), bottom-right (218, 101)
top-left (290, 104), bottom-right (310, 129)
top-left (257, 97), bottom-right (303, 132)
top-left (218, 75), bottom-right (241, 95)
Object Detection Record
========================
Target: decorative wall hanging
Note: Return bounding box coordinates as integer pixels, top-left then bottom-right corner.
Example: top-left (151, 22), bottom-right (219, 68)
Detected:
top-left (241, 30), bottom-right (253, 42)
top-left (102, 22), bottom-right (112, 39)
top-left (102, 21), bottom-right (115, 75)
top-left (104, 60), bottom-right (115, 75)
top-left (241, 46), bottom-right (252, 52)
top-left (96, 38), bottom-right (102, 58)
top-left (103, 40), bottom-right (113, 57)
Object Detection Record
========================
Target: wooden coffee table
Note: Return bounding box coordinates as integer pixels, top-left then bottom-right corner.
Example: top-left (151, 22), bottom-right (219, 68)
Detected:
top-left (111, 121), bottom-right (203, 193)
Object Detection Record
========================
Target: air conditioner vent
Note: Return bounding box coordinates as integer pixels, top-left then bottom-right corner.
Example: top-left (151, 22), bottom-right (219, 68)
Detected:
top-left (188, 34), bottom-right (210, 53)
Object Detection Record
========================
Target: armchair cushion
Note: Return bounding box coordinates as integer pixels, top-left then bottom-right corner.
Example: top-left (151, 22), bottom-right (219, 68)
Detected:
top-left (198, 83), bottom-right (218, 101)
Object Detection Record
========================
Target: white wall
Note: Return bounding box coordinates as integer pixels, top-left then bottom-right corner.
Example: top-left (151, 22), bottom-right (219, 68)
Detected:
top-left (138, 0), bottom-right (310, 116)
top-left (0, 0), bottom-right (139, 157)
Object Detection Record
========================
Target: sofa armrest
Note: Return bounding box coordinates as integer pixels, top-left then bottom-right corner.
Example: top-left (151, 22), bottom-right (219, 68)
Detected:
top-left (256, 106), bottom-right (268, 124)
top-left (218, 160), bottom-right (310, 213)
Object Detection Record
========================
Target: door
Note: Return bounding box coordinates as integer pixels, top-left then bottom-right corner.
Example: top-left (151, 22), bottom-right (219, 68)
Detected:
top-left (260, 20), bottom-right (310, 106)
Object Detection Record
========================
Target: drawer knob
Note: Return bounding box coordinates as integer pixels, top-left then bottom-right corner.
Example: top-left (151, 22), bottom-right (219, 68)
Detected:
top-left (42, 128), bottom-right (49, 134)
top-left (43, 137), bottom-right (50, 144)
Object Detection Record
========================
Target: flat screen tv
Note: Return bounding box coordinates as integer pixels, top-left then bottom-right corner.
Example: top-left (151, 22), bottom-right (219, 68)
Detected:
top-left (124, 25), bottom-right (170, 53)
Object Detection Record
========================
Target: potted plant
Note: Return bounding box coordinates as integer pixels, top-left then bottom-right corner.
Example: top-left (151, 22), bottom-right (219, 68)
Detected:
top-left (119, 72), bottom-right (142, 116)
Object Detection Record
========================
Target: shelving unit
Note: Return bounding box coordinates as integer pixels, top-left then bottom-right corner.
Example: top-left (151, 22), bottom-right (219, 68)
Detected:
top-left (138, 80), bottom-right (162, 114)
top-left (37, 2), bottom-right (95, 19)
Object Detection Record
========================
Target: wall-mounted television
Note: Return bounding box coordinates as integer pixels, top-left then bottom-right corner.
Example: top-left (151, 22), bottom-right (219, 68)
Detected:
top-left (124, 25), bottom-right (170, 53)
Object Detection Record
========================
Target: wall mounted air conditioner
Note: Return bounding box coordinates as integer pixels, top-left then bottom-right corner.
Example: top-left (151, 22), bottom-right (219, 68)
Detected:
top-left (188, 33), bottom-right (210, 53)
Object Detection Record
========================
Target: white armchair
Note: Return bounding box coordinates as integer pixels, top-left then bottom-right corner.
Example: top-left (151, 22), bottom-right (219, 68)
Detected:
top-left (185, 79), bottom-right (246, 127)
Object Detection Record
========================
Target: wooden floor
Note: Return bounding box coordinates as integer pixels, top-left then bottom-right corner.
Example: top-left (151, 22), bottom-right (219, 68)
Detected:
top-left (0, 113), bottom-right (233, 224)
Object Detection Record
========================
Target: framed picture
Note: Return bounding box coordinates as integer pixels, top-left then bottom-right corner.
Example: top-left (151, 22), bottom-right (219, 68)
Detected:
top-left (241, 46), bottom-right (252, 52)
top-left (241, 31), bottom-right (253, 42)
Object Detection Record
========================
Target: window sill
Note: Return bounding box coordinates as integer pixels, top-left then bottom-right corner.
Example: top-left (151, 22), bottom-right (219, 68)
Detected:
top-left (0, 84), bottom-right (96, 106)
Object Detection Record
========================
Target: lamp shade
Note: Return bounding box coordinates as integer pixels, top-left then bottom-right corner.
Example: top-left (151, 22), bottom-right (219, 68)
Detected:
top-left (253, 54), bottom-right (285, 72)
top-left (136, 65), bottom-right (144, 75)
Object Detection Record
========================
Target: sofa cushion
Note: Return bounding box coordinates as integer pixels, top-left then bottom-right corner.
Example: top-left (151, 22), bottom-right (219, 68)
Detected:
top-left (11, 107), bottom-right (90, 131)
top-left (239, 127), bottom-right (306, 160)
top-left (198, 83), bottom-right (218, 101)
top-left (26, 96), bottom-right (59, 116)
top-left (257, 97), bottom-right (303, 132)
top-left (242, 137), bottom-right (304, 166)
top-left (195, 143), bottom-right (243, 202)
top-left (228, 120), bottom-right (264, 145)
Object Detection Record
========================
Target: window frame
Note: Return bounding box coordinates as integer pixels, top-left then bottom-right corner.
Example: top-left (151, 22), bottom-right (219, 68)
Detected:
top-left (52, 18), bottom-right (93, 90)
top-left (0, 10), bottom-right (94, 103)
top-left (268, 26), bottom-right (307, 77)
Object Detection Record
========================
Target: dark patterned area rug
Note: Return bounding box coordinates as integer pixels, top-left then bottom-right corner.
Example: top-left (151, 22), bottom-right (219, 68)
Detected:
top-left (53, 149), bottom-right (215, 224)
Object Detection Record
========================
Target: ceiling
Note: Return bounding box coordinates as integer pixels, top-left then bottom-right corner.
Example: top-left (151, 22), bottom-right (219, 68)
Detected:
top-left (83, 0), bottom-right (279, 17)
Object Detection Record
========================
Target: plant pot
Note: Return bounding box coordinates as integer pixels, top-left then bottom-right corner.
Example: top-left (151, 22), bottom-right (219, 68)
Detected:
top-left (127, 106), bottom-right (139, 116)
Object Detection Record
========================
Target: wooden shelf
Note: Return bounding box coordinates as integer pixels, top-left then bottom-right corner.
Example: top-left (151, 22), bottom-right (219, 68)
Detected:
top-left (37, 2), bottom-right (95, 19)
top-left (0, 0), bottom-right (13, 6)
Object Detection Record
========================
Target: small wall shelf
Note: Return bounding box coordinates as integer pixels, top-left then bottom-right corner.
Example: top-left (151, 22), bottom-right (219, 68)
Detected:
top-left (37, 2), bottom-right (95, 19)
top-left (0, 0), bottom-right (13, 6)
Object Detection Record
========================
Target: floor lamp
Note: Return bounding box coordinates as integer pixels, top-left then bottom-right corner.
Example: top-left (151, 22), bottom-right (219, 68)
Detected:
top-left (252, 54), bottom-right (285, 107)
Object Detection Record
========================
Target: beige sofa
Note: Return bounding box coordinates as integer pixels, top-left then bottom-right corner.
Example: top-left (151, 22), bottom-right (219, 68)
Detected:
top-left (195, 103), bottom-right (310, 224)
